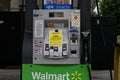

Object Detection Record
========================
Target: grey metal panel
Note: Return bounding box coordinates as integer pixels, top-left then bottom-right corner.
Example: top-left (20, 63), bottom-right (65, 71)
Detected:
top-left (33, 10), bottom-right (81, 64)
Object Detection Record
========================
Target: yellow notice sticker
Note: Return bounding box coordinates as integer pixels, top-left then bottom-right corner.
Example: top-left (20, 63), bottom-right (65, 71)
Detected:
top-left (49, 30), bottom-right (62, 46)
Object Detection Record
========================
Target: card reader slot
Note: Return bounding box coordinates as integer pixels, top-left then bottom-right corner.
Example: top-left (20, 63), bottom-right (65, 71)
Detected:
top-left (70, 33), bottom-right (78, 44)
top-left (71, 50), bottom-right (77, 54)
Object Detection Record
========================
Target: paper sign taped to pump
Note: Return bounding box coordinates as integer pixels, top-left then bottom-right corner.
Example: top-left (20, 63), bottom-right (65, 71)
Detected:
top-left (71, 13), bottom-right (80, 27)
top-left (49, 30), bottom-right (62, 46)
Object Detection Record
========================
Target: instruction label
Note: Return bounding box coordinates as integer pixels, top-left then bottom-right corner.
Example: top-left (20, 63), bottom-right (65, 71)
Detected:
top-left (49, 30), bottom-right (62, 46)
top-left (34, 20), bottom-right (44, 38)
top-left (71, 13), bottom-right (80, 27)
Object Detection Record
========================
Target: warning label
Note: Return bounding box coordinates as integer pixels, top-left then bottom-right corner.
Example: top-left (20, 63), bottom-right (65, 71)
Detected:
top-left (49, 30), bottom-right (63, 46)
top-left (71, 13), bottom-right (80, 27)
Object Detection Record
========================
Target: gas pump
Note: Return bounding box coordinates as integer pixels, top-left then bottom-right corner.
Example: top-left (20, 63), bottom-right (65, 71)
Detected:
top-left (22, 0), bottom-right (91, 80)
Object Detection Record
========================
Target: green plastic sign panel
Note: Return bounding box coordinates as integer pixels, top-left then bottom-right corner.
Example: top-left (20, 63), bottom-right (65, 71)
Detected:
top-left (22, 64), bottom-right (90, 80)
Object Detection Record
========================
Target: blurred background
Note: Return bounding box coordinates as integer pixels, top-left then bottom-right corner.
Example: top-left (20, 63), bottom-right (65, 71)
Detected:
top-left (0, 0), bottom-right (119, 80)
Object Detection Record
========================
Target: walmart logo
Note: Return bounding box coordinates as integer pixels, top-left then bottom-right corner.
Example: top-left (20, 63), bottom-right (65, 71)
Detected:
top-left (32, 71), bottom-right (81, 80)
top-left (71, 71), bottom-right (81, 80)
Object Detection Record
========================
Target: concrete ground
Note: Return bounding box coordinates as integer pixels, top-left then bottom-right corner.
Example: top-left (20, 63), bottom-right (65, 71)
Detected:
top-left (0, 69), bottom-right (114, 80)
top-left (0, 69), bottom-right (20, 80)
top-left (92, 70), bottom-right (114, 80)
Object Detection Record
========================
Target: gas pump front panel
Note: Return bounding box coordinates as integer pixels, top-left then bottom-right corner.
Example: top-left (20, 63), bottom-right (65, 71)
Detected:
top-left (33, 10), bottom-right (81, 64)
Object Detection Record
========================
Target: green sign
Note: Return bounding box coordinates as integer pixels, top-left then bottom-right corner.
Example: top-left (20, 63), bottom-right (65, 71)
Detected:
top-left (22, 64), bottom-right (90, 80)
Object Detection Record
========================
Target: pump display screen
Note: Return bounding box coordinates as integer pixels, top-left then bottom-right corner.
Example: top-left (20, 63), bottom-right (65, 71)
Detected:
top-left (45, 20), bottom-right (68, 28)
top-left (49, 12), bottom-right (64, 17)
top-left (44, 0), bottom-right (72, 9)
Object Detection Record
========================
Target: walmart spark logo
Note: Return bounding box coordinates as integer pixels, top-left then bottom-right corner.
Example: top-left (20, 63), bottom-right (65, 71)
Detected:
top-left (71, 71), bottom-right (82, 80)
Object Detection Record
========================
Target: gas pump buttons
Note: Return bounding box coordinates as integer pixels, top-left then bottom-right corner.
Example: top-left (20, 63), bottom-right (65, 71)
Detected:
top-left (44, 44), bottom-right (50, 56)
top-left (62, 44), bottom-right (68, 56)
top-left (44, 44), bottom-right (68, 57)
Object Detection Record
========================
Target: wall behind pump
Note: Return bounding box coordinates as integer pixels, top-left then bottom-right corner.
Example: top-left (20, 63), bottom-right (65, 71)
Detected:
top-left (0, 0), bottom-right (22, 11)
top-left (0, 0), bottom-right (10, 11)
top-left (10, 0), bottom-right (20, 11)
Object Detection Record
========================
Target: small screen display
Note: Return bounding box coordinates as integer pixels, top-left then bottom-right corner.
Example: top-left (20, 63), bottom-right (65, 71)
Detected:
top-left (45, 20), bottom-right (68, 28)
top-left (49, 12), bottom-right (64, 17)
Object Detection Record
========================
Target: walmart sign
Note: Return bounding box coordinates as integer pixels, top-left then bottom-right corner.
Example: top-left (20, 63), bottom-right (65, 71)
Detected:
top-left (32, 72), bottom-right (69, 80)
top-left (22, 64), bottom-right (90, 80)
top-left (32, 71), bottom-right (81, 80)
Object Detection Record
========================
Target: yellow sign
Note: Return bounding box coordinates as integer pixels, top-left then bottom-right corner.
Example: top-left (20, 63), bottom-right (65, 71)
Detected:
top-left (49, 30), bottom-right (63, 46)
